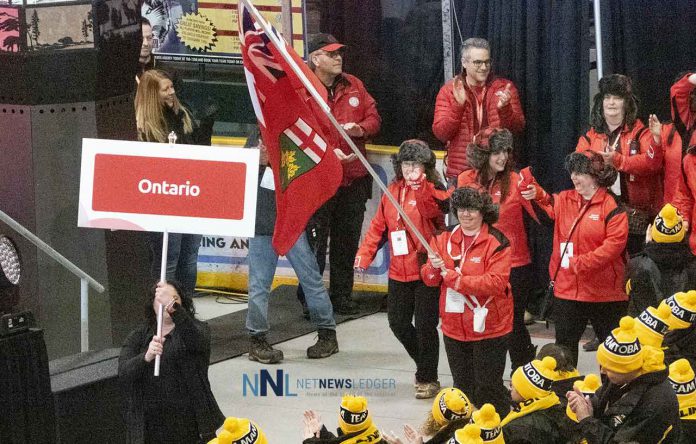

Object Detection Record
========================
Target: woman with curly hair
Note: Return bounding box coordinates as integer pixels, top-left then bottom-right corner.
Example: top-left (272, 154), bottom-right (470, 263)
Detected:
top-left (538, 151), bottom-right (629, 366)
top-left (135, 69), bottom-right (208, 297)
top-left (421, 186), bottom-right (513, 415)
top-left (355, 139), bottom-right (449, 399)
top-left (458, 127), bottom-right (550, 372)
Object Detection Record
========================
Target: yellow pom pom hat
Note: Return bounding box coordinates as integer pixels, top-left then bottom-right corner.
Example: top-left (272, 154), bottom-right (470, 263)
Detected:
top-left (450, 424), bottom-right (484, 444)
top-left (432, 388), bottom-right (474, 426)
top-left (634, 301), bottom-right (674, 348)
top-left (566, 374), bottom-right (601, 423)
top-left (339, 395), bottom-right (372, 434)
top-left (665, 291), bottom-right (696, 329)
top-left (668, 359), bottom-right (696, 417)
top-left (511, 356), bottom-right (559, 400)
top-left (208, 417), bottom-right (267, 444)
top-left (596, 317), bottom-right (643, 374)
top-left (471, 403), bottom-right (504, 444)
top-left (651, 204), bottom-right (685, 243)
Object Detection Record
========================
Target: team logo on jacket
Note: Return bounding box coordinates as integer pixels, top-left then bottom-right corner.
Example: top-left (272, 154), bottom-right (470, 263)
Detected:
top-left (589, 213), bottom-right (600, 221)
top-left (612, 414), bottom-right (626, 427)
top-left (349, 96), bottom-right (360, 107)
top-left (470, 257), bottom-right (481, 263)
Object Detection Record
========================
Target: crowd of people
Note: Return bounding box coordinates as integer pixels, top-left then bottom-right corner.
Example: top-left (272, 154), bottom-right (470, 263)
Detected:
top-left (118, 24), bottom-right (696, 443)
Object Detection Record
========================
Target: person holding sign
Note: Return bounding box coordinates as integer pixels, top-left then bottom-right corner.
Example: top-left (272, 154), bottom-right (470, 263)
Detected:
top-left (354, 139), bottom-right (449, 399)
top-left (135, 69), bottom-right (208, 297)
top-left (542, 151), bottom-right (628, 367)
top-left (118, 281), bottom-right (224, 444)
top-left (421, 186), bottom-right (512, 415)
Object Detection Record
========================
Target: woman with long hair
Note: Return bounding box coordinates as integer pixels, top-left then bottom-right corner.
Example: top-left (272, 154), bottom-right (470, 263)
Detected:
top-left (135, 69), bottom-right (204, 297)
top-left (355, 139), bottom-right (449, 399)
top-left (118, 281), bottom-right (224, 443)
top-left (457, 127), bottom-right (550, 372)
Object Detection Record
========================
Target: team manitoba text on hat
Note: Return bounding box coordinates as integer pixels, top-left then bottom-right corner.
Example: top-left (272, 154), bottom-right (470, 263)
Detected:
top-left (471, 403), bottom-right (504, 444)
top-left (665, 291), bottom-right (696, 329)
top-left (634, 301), bottom-right (675, 348)
top-left (596, 317), bottom-right (643, 374)
top-left (432, 388), bottom-right (474, 426)
top-left (207, 417), bottom-right (268, 444)
top-left (307, 33), bottom-right (345, 54)
top-left (450, 423), bottom-right (484, 444)
top-left (669, 358), bottom-right (696, 419)
top-left (651, 204), bottom-right (685, 243)
top-left (339, 395), bottom-right (372, 434)
top-left (511, 356), bottom-right (559, 400)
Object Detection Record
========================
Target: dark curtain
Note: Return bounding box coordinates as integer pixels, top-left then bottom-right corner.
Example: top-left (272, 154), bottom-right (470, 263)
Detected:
top-left (453, 0), bottom-right (590, 193)
top-left (600, 0), bottom-right (696, 123)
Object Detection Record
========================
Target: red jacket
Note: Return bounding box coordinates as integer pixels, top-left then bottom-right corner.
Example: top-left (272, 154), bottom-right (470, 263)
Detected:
top-left (355, 179), bottom-right (447, 282)
top-left (327, 73), bottom-right (381, 186)
top-left (671, 73), bottom-right (695, 132)
top-left (421, 224), bottom-right (513, 342)
top-left (673, 153), bottom-right (696, 254)
top-left (457, 169), bottom-right (550, 268)
top-left (661, 123), bottom-right (683, 206)
top-left (543, 188), bottom-right (628, 303)
top-left (432, 76), bottom-right (525, 178)
top-left (576, 121), bottom-right (664, 215)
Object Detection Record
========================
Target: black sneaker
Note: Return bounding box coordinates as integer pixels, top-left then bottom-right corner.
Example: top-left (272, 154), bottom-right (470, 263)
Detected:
top-left (248, 335), bottom-right (283, 364)
top-left (307, 329), bottom-right (339, 359)
top-left (333, 299), bottom-right (359, 316)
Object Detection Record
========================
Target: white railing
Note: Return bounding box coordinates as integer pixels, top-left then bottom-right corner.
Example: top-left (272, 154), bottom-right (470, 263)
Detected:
top-left (0, 209), bottom-right (104, 352)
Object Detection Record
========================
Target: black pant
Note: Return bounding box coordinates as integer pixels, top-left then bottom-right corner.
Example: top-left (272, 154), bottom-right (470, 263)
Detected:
top-left (509, 264), bottom-right (536, 370)
top-left (443, 334), bottom-right (510, 416)
top-left (298, 176), bottom-right (371, 306)
top-left (553, 298), bottom-right (627, 367)
top-left (387, 279), bottom-right (440, 383)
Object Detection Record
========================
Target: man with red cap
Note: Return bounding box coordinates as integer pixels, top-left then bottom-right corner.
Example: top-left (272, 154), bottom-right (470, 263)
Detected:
top-left (298, 33), bottom-right (381, 315)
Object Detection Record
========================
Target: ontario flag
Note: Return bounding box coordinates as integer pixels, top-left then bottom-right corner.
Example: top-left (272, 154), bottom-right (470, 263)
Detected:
top-left (238, 1), bottom-right (342, 255)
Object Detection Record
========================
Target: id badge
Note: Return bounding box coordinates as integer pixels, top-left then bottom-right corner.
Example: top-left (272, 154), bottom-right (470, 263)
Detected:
top-left (560, 242), bottom-right (573, 269)
top-left (445, 287), bottom-right (465, 313)
top-left (473, 306), bottom-right (489, 333)
top-left (390, 230), bottom-right (409, 256)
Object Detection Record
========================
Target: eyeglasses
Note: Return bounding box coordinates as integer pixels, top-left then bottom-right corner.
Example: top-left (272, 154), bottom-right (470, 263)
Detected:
top-left (467, 59), bottom-right (492, 69)
top-left (319, 50), bottom-right (343, 59)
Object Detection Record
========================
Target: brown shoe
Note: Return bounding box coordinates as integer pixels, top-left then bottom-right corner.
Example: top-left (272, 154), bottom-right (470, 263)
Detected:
top-left (415, 381), bottom-right (440, 399)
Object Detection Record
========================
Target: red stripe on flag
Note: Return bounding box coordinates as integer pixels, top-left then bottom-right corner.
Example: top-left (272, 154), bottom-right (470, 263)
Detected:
top-left (199, 3), bottom-right (301, 13)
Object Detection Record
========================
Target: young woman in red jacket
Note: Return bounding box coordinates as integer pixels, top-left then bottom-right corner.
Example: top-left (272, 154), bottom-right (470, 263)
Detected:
top-left (457, 127), bottom-right (550, 371)
top-left (575, 74), bottom-right (663, 255)
top-left (540, 152), bottom-right (629, 366)
top-left (421, 187), bottom-right (513, 415)
top-left (354, 140), bottom-right (449, 399)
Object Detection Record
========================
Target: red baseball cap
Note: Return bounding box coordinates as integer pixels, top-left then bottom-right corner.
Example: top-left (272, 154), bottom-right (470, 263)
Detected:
top-left (307, 33), bottom-right (345, 53)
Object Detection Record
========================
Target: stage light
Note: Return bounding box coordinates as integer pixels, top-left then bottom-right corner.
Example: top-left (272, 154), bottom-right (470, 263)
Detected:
top-left (0, 235), bottom-right (21, 288)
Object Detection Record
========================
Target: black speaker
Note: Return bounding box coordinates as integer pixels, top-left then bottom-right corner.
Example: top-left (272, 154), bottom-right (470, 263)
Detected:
top-left (50, 348), bottom-right (126, 443)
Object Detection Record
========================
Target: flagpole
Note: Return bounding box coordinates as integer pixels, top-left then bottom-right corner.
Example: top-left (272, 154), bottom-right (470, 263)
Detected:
top-left (241, 0), bottom-right (440, 259)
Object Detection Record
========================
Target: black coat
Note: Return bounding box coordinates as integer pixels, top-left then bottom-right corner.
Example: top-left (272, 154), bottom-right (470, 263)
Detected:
top-left (503, 405), bottom-right (575, 444)
top-left (677, 419), bottom-right (696, 444)
top-left (626, 241), bottom-right (696, 315)
top-left (118, 308), bottom-right (224, 444)
top-left (579, 369), bottom-right (681, 444)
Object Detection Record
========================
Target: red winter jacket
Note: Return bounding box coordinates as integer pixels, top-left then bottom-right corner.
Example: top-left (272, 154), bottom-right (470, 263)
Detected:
top-left (671, 73), bottom-right (695, 132)
top-left (327, 73), bottom-right (381, 186)
top-left (432, 76), bottom-right (525, 178)
top-left (421, 224), bottom-right (513, 342)
top-left (661, 123), bottom-right (683, 207)
top-left (457, 169), bottom-right (551, 268)
top-left (542, 188), bottom-right (629, 303)
top-left (576, 121), bottom-right (664, 216)
top-left (355, 178), bottom-right (448, 282)
top-left (673, 153), bottom-right (696, 254)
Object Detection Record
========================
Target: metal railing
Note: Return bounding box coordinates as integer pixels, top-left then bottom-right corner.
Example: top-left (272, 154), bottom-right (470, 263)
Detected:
top-left (0, 209), bottom-right (104, 352)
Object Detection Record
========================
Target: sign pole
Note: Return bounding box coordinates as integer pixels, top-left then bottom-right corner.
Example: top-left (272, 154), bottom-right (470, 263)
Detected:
top-left (154, 229), bottom-right (168, 377)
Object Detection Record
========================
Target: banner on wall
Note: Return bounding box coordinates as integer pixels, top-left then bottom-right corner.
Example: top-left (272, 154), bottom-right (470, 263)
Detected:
top-left (78, 138), bottom-right (259, 236)
top-left (142, 0), bottom-right (306, 64)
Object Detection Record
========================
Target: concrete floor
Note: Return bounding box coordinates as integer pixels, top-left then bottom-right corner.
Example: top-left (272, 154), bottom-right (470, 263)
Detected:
top-left (194, 295), bottom-right (602, 442)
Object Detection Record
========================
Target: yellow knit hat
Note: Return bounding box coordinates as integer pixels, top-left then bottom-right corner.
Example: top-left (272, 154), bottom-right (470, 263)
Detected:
top-left (451, 424), bottom-right (485, 444)
top-left (511, 356), bottom-right (559, 400)
top-left (432, 388), bottom-right (474, 426)
top-left (665, 291), bottom-right (696, 329)
top-left (669, 359), bottom-right (696, 416)
top-left (471, 403), bottom-right (504, 444)
top-left (596, 317), bottom-right (643, 374)
top-left (651, 204), bottom-right (685, 243)
top-left (339, 395), bottom-right (372, 434)
top-left (566, 374), bottom-right (601, 423)
top-left (211, 417), bottom-right (268, 444)
top-left (634, 301), bottom-right (674, 348)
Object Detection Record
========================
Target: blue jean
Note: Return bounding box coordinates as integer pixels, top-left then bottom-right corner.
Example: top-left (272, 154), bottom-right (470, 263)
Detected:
top-left (147, 232), bottom-right (202, 297)
top-left (246, 233), bottom-right (336, 335)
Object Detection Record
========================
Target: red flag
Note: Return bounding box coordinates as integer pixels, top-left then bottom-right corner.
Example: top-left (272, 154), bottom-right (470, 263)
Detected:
top-left (238, 2), bottom-right (342, 255)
